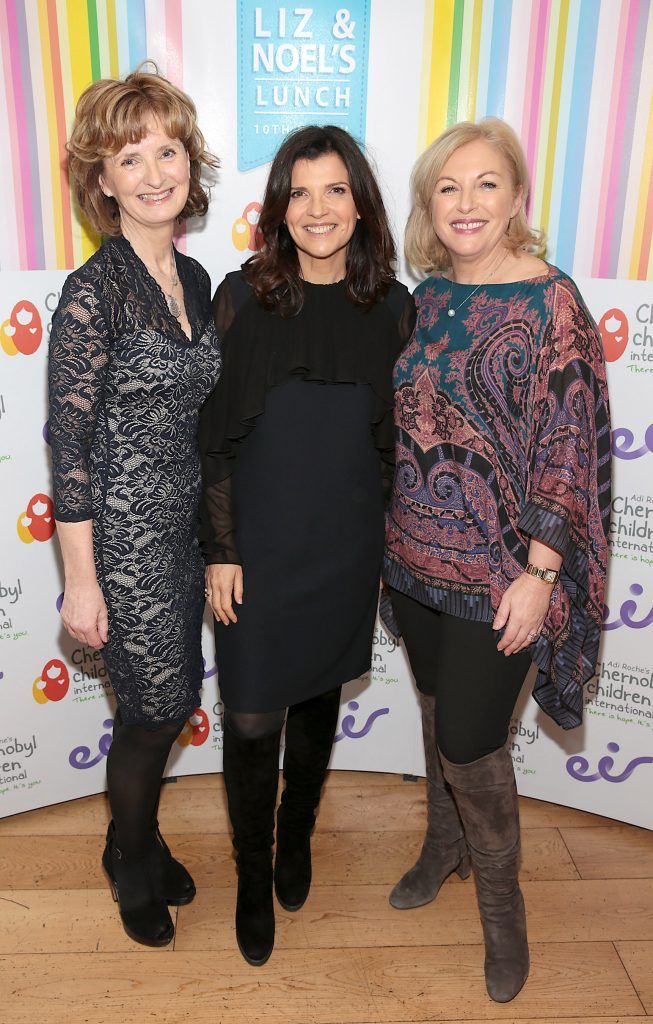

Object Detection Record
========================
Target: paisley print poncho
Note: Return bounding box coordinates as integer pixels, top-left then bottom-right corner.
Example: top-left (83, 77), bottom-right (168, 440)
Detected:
top-left (384, 265), bottom-right (611, 729)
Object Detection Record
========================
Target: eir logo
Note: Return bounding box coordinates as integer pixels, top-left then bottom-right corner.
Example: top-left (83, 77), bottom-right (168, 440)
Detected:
top-left (598, 308), bottom-right (628, 362)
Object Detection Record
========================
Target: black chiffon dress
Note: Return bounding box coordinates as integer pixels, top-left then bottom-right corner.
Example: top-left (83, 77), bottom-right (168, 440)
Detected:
top-left (48, 236), bottom-right (221, 727)
top-left (199, 273), bottom-right (415, 712)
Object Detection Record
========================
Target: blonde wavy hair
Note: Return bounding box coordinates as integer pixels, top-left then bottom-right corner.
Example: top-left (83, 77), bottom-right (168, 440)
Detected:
top-left (405, 117), bottom-right (545, 274)
top-left (67, 64), bottom-right (219, 236)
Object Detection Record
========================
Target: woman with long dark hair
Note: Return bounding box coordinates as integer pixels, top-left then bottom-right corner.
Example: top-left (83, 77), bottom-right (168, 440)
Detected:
top-left (199, 125), bottom-right (415, 966)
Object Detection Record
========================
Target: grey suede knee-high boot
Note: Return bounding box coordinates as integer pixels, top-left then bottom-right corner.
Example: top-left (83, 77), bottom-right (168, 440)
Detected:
top-left (440, 745), bottom-right (529, 1003)
top-left (389, 693), bottom-right (470, 909)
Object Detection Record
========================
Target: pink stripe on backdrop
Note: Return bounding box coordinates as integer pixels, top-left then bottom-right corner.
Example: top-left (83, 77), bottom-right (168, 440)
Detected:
top-left (522, 0), bottom-right (551, 215)
top-left (592, 0), bottom-right (630, 276)
top-left (0, 0), bottom-right (27, 268)
top-left (598, 0), bottom-right (641, 277)
top-left (165, 0), bottom-right (185, 252)
top-left (165, 0), bottom-right (182, 86)
top-left (5, 0), bottom-right (37, 268)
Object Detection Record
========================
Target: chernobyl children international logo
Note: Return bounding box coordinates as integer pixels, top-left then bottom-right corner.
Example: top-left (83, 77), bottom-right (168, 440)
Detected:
top-left (598, 302), bottom-right (653, 372)
top-left (237, 1), bottom-right (371, 170)
top-left (33, 658), bottom-right (70, 703)
top-left (17, 493), bottom-right (55, 543)
top-left (0, 300), bottom-right (43, 356)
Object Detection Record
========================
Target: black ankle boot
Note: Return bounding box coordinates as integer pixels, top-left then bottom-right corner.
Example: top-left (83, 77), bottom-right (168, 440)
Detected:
top-left (102, 830), bottom-right (174, 947)
top-left (223, 722), bottom-right (282, 967)
top-left (274, 687), bottom-right (341, 912)
top-left (106, 820), bottom-right (196, 906)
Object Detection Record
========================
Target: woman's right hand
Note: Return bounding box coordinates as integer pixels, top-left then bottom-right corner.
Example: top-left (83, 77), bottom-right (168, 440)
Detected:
top-left (60, 579), bottom-right (109, 649)
top-left (205, 564), bottom-right (244, 625)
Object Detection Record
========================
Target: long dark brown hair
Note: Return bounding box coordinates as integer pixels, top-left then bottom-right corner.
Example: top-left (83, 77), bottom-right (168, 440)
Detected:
top-left (243, 125), bottom-right (396, 316)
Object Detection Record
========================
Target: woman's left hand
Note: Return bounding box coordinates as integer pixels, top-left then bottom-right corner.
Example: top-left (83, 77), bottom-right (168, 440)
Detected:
top-left (492, 573), bottom-right (551, 655)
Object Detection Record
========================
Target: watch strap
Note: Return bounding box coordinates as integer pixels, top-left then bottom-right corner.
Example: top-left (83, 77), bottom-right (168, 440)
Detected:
top-left (525, 562), bottom-right (559, 585)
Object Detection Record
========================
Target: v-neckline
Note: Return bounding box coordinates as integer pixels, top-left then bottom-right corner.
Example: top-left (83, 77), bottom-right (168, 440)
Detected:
top-left (114, 235), bottom-right (196, 345)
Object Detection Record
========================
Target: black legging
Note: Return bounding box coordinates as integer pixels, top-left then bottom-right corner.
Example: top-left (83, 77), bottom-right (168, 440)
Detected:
top-left (107, 709), bottom-right (184, 857)
top-left (389, 588), bottom-right (532, 764)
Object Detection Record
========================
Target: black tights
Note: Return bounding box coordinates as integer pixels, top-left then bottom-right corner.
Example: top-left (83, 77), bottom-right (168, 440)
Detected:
top-left (389, 588), bottom-right (531, 764)
top-left (106, 709), bottom-right (184, 857)
top-left (224, 686), bottom-right (342, 741)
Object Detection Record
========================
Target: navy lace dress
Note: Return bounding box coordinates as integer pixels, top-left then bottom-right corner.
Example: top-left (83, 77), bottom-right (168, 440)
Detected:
top-left (48, 236), bottom-right (221, 726)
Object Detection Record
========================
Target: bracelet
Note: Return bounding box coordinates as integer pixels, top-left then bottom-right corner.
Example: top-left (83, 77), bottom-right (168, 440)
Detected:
top-left (525, 562), bottom-right (559, 585)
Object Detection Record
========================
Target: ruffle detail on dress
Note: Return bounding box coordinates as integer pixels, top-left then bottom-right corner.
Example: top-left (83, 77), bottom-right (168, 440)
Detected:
top-left (199, 275), bottom-right (411, 485)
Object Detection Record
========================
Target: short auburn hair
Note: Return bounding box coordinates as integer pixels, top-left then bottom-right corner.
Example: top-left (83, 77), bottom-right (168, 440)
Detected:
top-left (67, 64), bottom-right (218, 236)
top-left (405, 117), bottom-right (545, 274)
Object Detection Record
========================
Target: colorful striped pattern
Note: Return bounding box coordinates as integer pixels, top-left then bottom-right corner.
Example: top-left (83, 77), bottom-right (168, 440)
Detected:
top-left (0, 0), bottom-right (183, 271)
top-left (420, 0), bottom-right (653, 280)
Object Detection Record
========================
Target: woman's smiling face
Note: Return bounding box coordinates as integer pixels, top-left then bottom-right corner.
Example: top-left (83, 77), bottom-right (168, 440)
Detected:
top-left (284, 152), bottom-right (360, 278)
top-left (99, 117), bottom-right (190, 232)
top-left (430, 139), bottom-right (522, 269)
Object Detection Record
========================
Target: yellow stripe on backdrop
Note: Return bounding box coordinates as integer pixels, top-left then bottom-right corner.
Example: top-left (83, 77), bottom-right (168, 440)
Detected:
top-left (67, 0), bottom-right (98, 262)
top-left (539, 0), bottom-right (569, 237)
top-left (467, 0), bottom-right (483, 122)
top-left (106, 0), bottom-right (120, 78)
top-left (628, 82), bottom-right (653, 279)
top-left (426, 0), bottom-right (455, 146)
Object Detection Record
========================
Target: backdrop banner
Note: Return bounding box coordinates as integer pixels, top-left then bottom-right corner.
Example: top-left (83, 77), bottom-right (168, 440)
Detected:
top-left (0, 0), bottom-right (651, 826)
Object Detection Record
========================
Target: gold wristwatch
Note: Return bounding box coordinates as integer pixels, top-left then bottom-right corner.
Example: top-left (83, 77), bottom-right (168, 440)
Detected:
top-left (525, 563), bottom-right (559, 585)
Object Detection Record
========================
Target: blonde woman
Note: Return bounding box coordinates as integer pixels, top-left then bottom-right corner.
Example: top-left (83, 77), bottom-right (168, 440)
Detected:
top-left (48, 68), bottom-right (220, 946)
top-left (384, 118), bottom-right (611, 1001)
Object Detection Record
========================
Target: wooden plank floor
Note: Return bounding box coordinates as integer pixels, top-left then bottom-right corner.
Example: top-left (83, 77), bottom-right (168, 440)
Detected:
top-left (0, 770), bottom-right (651, 1024)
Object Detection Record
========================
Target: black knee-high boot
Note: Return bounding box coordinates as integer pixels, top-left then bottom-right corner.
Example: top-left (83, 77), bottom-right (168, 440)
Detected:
top-left (222, 719), bottom-right (283, 966)
top-left (274, 686), bottom-right (341, 911)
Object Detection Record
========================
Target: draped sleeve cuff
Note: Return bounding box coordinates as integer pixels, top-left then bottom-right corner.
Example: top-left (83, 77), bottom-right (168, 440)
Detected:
top-left (519, 499), bottom-right (599, 730)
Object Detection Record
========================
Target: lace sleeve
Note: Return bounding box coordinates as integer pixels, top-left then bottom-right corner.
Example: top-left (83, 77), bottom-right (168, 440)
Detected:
top-left (199, 276), bottom-right (241, 564)
top-left (48, 273), bottom-right (110, 522)
top-left (398, 291), bottom-right (417, 345)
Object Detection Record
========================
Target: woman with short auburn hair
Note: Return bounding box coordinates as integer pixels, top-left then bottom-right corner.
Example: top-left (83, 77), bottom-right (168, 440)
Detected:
top-left (383, 117), bottom-right (610, 1002)
top-left (199, 124), bottom-right (415, 967)
top-left (49, 67), bottom-right (220, 948)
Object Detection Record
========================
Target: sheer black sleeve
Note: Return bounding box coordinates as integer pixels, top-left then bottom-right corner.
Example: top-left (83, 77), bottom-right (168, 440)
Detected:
top-left (48, 272), bottom-right (110, 522)
top-left (379, 290), bottom-right (416, 503)
top-left (198, 277), bottom-right (241, 564)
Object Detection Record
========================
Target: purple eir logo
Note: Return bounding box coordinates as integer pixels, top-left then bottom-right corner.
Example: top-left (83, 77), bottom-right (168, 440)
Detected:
top-left (566, 742), bottom-right (653, 783)
top-left (334, 701), bottom-right (390, 742)
top-left (612, 423), bottom-right (653, 460)
top-left (603, 586), bottom-right (653, 631)
top-left (69, 718), bottom-right (113, 769)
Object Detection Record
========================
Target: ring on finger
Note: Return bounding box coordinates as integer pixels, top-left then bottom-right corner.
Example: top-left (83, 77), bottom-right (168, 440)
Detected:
top-left (528, 632), bottom-right (540, 642)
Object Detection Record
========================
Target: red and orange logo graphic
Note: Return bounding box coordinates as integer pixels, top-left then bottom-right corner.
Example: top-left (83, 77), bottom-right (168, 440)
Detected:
top-left (33, 658), bottom-right (70, 704)
top-left (1, 300), bottom-right (43, 356)
top-left (17, 493), bottom-right (55, 543)
top-left (232, 201), bottom-right (263, 252)
top-left (177, 707), bottom-right (210, 747)
top-left (599, 308), bottom-right (629, 362)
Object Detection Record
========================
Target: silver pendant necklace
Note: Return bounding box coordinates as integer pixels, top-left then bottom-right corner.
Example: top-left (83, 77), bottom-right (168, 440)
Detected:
top-left (164, 247), bottom-right (181, 319)
top-left (447, 250), bottom-right (508, 317)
